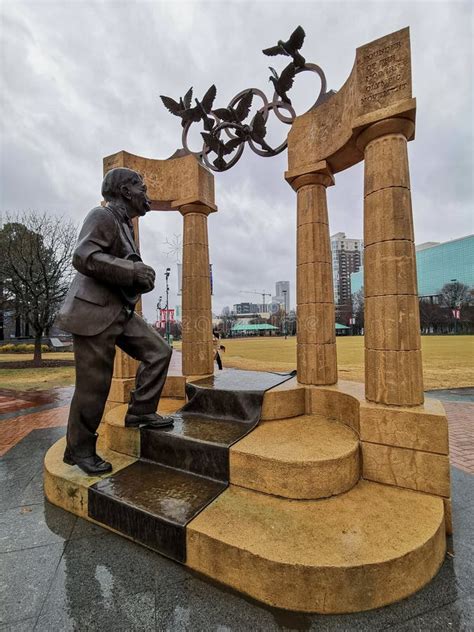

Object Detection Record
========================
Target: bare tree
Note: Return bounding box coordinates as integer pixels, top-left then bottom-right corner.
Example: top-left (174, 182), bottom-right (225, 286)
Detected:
top-left (0, 212), bottom-right (77, 365)
top-left (351, 288), bottom-right (364, 333)
top-left (439, 281), bottom-right (471, 334)
top-left (439, 281), bottom-right (471, 310)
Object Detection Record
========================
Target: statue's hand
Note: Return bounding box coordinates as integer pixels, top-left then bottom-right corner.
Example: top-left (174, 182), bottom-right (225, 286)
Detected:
top-left (133, 262), bottom-right (155, 292)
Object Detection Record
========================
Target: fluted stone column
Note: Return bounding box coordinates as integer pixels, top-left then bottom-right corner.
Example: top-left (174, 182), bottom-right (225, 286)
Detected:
top-left (290, 167), bottom-right (337, 385)
top-left (179, 203), bottom-right (214, 376)
top-left (357, 118), bottom-right (423, 405)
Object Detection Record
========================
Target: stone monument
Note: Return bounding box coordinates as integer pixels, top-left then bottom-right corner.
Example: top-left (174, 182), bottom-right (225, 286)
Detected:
top-left (45, 27), bottom-right (452, 613)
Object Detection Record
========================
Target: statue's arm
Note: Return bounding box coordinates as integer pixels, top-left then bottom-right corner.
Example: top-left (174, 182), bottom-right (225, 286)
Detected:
top-left (72, 208), bottom-right (135, 287)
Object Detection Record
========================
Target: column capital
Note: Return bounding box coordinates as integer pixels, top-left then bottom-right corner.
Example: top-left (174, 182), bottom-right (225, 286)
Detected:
top-left (178, 203), bottom-right (216, 217)
top-left (285, 160), bottom-right (335, 191)
top-left (356, 117), bottom-right (415, 152)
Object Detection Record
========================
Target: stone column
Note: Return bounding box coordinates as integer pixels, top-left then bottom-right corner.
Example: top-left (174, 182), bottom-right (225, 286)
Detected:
top-left (357, 118), bottom-right (423, 405)
top-left (289, 165), bottom-right (337, 385)
top-left (179, 203), bottom-right (214, 376)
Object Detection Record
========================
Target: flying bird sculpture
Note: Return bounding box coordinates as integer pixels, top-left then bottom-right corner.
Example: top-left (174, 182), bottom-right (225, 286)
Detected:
top-left (268, 63), bottom-right (296, 105)
top-left (160, 85), bottom-right (217, 129)
top-left (213, 90), bottom-right (253, 125)
top-left (160, 24), bottom-right (331, 172)
top-left (248, 111), bottom-right (273, 152)
top-left (201, 132), bottom-right (241, 170)
top-left (262, 25), bottom-right (306, 68)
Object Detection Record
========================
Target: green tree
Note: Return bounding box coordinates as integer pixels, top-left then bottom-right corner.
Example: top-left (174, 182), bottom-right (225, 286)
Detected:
top-left (0, 212), bottom-right (76, 365)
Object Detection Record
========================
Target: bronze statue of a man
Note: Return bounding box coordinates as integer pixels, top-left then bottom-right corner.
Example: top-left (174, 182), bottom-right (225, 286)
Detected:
top-left (56, 168), bottom-right (174, 475)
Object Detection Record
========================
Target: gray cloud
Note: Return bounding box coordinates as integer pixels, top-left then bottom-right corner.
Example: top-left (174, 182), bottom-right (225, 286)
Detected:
top-left (1, 0), bottom-right (472, 319)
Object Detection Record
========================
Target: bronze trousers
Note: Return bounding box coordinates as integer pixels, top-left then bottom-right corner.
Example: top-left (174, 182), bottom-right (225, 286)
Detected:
top-left (66, 308), bottom-right (172, 457)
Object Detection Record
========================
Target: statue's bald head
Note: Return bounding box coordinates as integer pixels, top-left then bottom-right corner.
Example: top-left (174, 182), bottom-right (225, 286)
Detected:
top-left (101, 168), bottom-right (142, 201)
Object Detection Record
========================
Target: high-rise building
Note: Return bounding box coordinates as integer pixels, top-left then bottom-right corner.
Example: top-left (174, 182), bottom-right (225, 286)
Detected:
top-left (330, 232), bottom-right (363, 323)
top-left (273, 281), bottom-right (290, 312)
top-left (351, 234), bottom-right (474, 300)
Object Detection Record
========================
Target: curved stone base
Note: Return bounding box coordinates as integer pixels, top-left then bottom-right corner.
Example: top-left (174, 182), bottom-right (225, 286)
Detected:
top-left (186, 482), bottom-right (446, 613)
top-left (229, 415), bottom-right (360, 498)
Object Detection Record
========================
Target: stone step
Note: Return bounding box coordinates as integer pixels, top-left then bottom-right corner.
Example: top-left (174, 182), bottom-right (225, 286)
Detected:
top-left (104, 399), bottom-right (184, 458)
top-left (105, 405), bottom-right (359, 499)
top-left (186, 481), bottom-right (446, 613)
top-left (229, 415), bottom-right (360, 499)
top-left (88, 459), bottom-right (226, 563)
top-left (140, 413), bottom-right (250, 481)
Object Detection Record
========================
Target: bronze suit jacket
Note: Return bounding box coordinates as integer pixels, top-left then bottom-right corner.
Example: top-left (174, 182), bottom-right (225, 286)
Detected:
top-left (56, 204), bottom-right (140, 336)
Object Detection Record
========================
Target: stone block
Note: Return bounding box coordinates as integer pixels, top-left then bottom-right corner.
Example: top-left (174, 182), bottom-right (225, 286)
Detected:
top-left (364, 240), bottom-right (418, 297)
top-left (365, 295), bottom-right (421, 350)
top-left (113, 349), bottom-right (138, 379)
top-left (297, 222), bottom-right (331, 265)
top-left (359, 397), bottom-right (448, 454)
top-left (161, 375), bottom-right (186, 398)
top-left (364, 133), bottom-right (410, 196)
top-left (364, 186), bottom-right (414, 246)
top-left (306, 386), bottom-right (360, 433)
top-left (103, 151), bottom-right (215, 211)
top-left (361, 442), bottom-right (450, 497)
top-left (297, 262), bottom-right (334, 304)
top-left (297, 343), bottom-right (337, 385)
top-left (182, 341), bottom-right (213, 376)
top-left (365, 348), bottom-right (424, 405)
top-left (297, 303), bottom-right (335, 345)
top-left (297, 184), bottom-right (329, 226)
top-left (108, 377), bottom-right (135, 404)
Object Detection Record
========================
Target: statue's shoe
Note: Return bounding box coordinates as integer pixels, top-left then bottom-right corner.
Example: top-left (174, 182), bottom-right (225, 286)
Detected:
top-left (63, 450), bottom-right (112, 475)
top-left (124, 412), bottom-right (175, 429)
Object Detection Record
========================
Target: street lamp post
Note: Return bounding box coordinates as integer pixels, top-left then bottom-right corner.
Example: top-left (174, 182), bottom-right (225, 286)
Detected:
top-left (156, 296), bottom-right (162, 326)
top-left (165, 268), bottom-right (171, 345)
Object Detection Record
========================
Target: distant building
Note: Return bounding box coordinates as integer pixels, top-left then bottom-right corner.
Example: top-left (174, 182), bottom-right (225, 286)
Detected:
top-left (273, 281), bottom-right (290, 312)
top-left (351, 234), bottom-right (474, 300)
top-left (330, 232), bottom-right (363, 323)
top-left (233, 302), bottom-right (260, 315)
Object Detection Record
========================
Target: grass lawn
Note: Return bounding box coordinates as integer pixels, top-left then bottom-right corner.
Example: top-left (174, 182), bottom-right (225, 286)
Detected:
top-left (0, 353), bottom-right (75, 390)
top-left (1, 337), bottom-right (472, 391)
top-left (186, 335), bottom-right (474, 390)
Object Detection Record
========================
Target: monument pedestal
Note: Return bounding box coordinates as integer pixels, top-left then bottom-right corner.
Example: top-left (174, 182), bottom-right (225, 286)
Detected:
top-left (44, 377), bottom-right (450, 613)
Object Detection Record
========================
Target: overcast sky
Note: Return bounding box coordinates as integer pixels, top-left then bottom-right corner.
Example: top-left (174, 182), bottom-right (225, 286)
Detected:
top-left (1, 0), bottom-right (472, 321)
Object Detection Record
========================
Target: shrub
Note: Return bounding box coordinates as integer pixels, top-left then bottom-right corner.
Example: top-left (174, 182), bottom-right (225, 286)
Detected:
top-left (0, 343), bottom-right (50, 354)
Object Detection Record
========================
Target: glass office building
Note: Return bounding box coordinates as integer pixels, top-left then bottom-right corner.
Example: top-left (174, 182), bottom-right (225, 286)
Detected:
top-left (351, 235), bottom-right (474, 298)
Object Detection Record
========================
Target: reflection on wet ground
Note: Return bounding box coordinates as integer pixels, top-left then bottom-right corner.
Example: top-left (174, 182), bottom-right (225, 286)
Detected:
top-left (0, 386), bottom-right (74, 421)
top-left (1, 426), bottom-right (474, 630)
